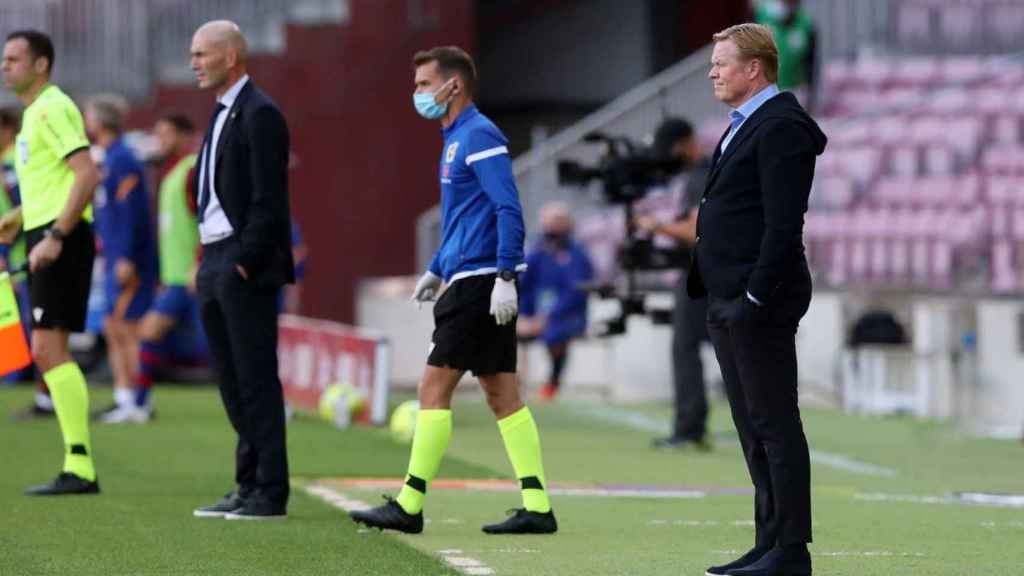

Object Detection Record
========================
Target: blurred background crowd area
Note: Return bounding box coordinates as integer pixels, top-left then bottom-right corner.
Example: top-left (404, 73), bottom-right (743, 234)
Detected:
top-left (7, 0), bottom-right (1024, 326)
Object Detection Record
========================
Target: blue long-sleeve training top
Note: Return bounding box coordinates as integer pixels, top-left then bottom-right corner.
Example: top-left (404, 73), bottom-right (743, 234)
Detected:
top-left (428, 105), bottom-right (525, 283)
top-left (94, 138), bottom-right (157, 281)
top-left (519, 239), bottom-right (594, 345)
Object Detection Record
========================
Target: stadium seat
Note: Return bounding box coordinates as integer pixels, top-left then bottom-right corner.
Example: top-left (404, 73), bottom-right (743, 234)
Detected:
top-left (940, 4), bottom-right (979, 47)
top-left (924, 145), bottom-right (955, 176)
top-left (890, 146), bottom-right (919, 177)
top-left (699, 46), bottom-right (1024, 291)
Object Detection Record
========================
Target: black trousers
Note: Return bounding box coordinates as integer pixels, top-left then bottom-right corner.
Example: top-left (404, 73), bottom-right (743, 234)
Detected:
top-left (197, 238), bottom-right (289, 507)
top-left (672, 275), bottom-right (709, 440)
top-left (706, 270), bottom-right (813, 547)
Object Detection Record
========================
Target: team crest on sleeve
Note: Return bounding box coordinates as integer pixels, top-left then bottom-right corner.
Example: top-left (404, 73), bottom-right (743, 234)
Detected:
top-left (445, 142), bottom-right (459, 164)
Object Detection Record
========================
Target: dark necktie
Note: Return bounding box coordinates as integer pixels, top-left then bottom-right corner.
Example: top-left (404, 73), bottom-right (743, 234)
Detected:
top-left (198, 102), bottom-right (227, 223)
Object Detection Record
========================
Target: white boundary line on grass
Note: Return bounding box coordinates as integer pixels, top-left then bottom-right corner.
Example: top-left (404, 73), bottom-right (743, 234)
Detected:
top-left (566, 403), bottom-right (898, 477)
top-left (330, 478), bottom-right (712, 500)
top-left (856, 492), bottom-right (1024, 509)
top-left (303, 484), bottom-right (497, 576)
top-left (980, 521), bottom-right (1024, 529)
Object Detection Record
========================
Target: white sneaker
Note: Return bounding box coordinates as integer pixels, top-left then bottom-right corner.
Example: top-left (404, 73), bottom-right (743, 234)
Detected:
top-left (100, 405), bottom-right (151, 424)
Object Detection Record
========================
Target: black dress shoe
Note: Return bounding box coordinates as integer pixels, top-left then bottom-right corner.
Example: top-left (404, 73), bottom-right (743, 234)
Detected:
top-left (193, 491), bottom-right (246, 518)
top-left (726, 545), bottom-right (811, 576)
top-left (706, 545), bottom-right (772, 575)
top-left (224, 498), bottom-right (287, 521)
top-left (25, 472), bottom-right (100, 496)
top-left (349, 496), bottom-right (423, 534)
top-left (482, 508), bottom-right (558, 534)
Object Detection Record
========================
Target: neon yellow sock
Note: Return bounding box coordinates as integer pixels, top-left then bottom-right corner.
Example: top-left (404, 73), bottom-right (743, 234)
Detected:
top-left (395, 409), bottom-right (451, 515)
top-left (498, 406), bottom-right (551, 513)
top-left (44, 362), bottom-right (96, 481)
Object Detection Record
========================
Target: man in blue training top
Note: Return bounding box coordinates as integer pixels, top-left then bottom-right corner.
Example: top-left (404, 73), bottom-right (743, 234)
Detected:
top-left (351, 46), bottom-right (557, 536)
top-left (84, 95), bottom-right (157, 423)
top-left (517, 201), bottom-right (593, 400)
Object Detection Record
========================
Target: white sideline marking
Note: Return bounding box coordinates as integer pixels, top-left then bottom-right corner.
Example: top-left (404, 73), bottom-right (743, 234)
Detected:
top-left (955, 492), bottom-right (1024, 508)
top-left (981, 521), bottom-right (1024, 529)
top-left (305, 485), bottom-right (372, 511)
top-left (438, 551), bottom-right (496, 575)
top-left (303, 485), bottom-right (498, 575)
top-left (648, 519), bottom-right (755, 528)
top-left (857, 492), bottom-right (1024, 509)
top-left (552, 486), bottom-right (705, 499)
top-left (489, 547), bottom-right (539, 554)
top-left (806, 451), bottom-right (896, 477)
top-left (815, 551), bottom-right (926, 558)
top-left (567, 403), bottom-right (898, 477)
top-left (334, 478), bottom-right (716, 499)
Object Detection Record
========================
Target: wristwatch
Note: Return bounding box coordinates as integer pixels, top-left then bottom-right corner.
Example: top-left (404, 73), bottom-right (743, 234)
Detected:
top-left (44, 226), bottom-right (66, 242)
top-left (498, 269), bottom-right (516, 282)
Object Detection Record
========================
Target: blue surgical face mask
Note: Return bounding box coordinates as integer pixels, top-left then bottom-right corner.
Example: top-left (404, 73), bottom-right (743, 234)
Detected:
top-left (414, 92), bottom-right (448, 120)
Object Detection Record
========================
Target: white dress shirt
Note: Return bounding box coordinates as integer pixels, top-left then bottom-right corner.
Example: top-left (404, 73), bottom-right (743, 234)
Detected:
top-left (199, 74), bottom-right (249, 245)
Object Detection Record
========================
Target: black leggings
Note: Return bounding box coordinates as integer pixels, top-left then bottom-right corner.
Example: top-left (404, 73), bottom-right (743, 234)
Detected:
top-left (547, 342), bottom-right (569, 387)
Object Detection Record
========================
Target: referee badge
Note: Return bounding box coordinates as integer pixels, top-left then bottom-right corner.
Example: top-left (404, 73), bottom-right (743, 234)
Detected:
top-left (445, 142), bottom-right (459, 164)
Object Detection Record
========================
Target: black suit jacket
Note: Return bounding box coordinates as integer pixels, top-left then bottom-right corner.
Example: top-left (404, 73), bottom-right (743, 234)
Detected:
top-left (687, 91), bottom-right (826, 302)
top-left (195, 81), bottom-right (295, 288)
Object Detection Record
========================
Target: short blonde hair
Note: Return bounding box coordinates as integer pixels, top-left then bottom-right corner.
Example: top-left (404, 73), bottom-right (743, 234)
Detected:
top-left (712, 23), bottom-right (779, 84)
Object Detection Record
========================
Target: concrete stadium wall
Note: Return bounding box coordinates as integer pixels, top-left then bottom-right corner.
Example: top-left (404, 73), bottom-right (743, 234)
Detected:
top-left (358, 277), bottom-right (834, 403)
top-left (358, 277), bottom-right (1024, 438)
top-left (974, 300), bottom-right (1024, 437)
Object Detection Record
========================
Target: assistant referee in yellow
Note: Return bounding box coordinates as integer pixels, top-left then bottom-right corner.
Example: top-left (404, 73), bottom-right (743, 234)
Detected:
top-left (0, 30), bottom-right (103, 495)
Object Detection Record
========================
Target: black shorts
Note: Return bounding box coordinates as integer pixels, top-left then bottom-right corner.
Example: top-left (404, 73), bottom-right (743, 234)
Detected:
top-left (427, 273), bottom-right (516, 376)
top-left (26, 221), bottom-right (95, 332)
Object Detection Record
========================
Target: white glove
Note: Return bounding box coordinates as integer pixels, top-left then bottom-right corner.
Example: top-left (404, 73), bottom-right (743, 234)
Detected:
top-left (411, 271), bottom-right (442, 308)
top-left (489, 277), bottom-right (518, 326)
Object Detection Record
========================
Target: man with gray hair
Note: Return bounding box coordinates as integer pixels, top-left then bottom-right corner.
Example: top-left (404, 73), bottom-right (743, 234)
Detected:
top-left (188, 20), bottom-right (294, 521)
top-left (84, 94), bottom-right (158, 424)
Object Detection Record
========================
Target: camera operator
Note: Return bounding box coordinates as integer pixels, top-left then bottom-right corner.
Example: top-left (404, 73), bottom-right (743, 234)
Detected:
top-left (635, 117), bottom-right (712, 451)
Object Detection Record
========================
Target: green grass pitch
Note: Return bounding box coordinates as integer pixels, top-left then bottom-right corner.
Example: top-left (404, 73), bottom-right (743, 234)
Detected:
top-left (1, 385), bottom-right (1022, 575)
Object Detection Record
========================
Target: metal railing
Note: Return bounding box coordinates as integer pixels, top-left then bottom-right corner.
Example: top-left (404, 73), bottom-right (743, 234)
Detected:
top-left (512, 43), bottom-right (721, 232)
top-left (0, 0), bottom-right (348, 102)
